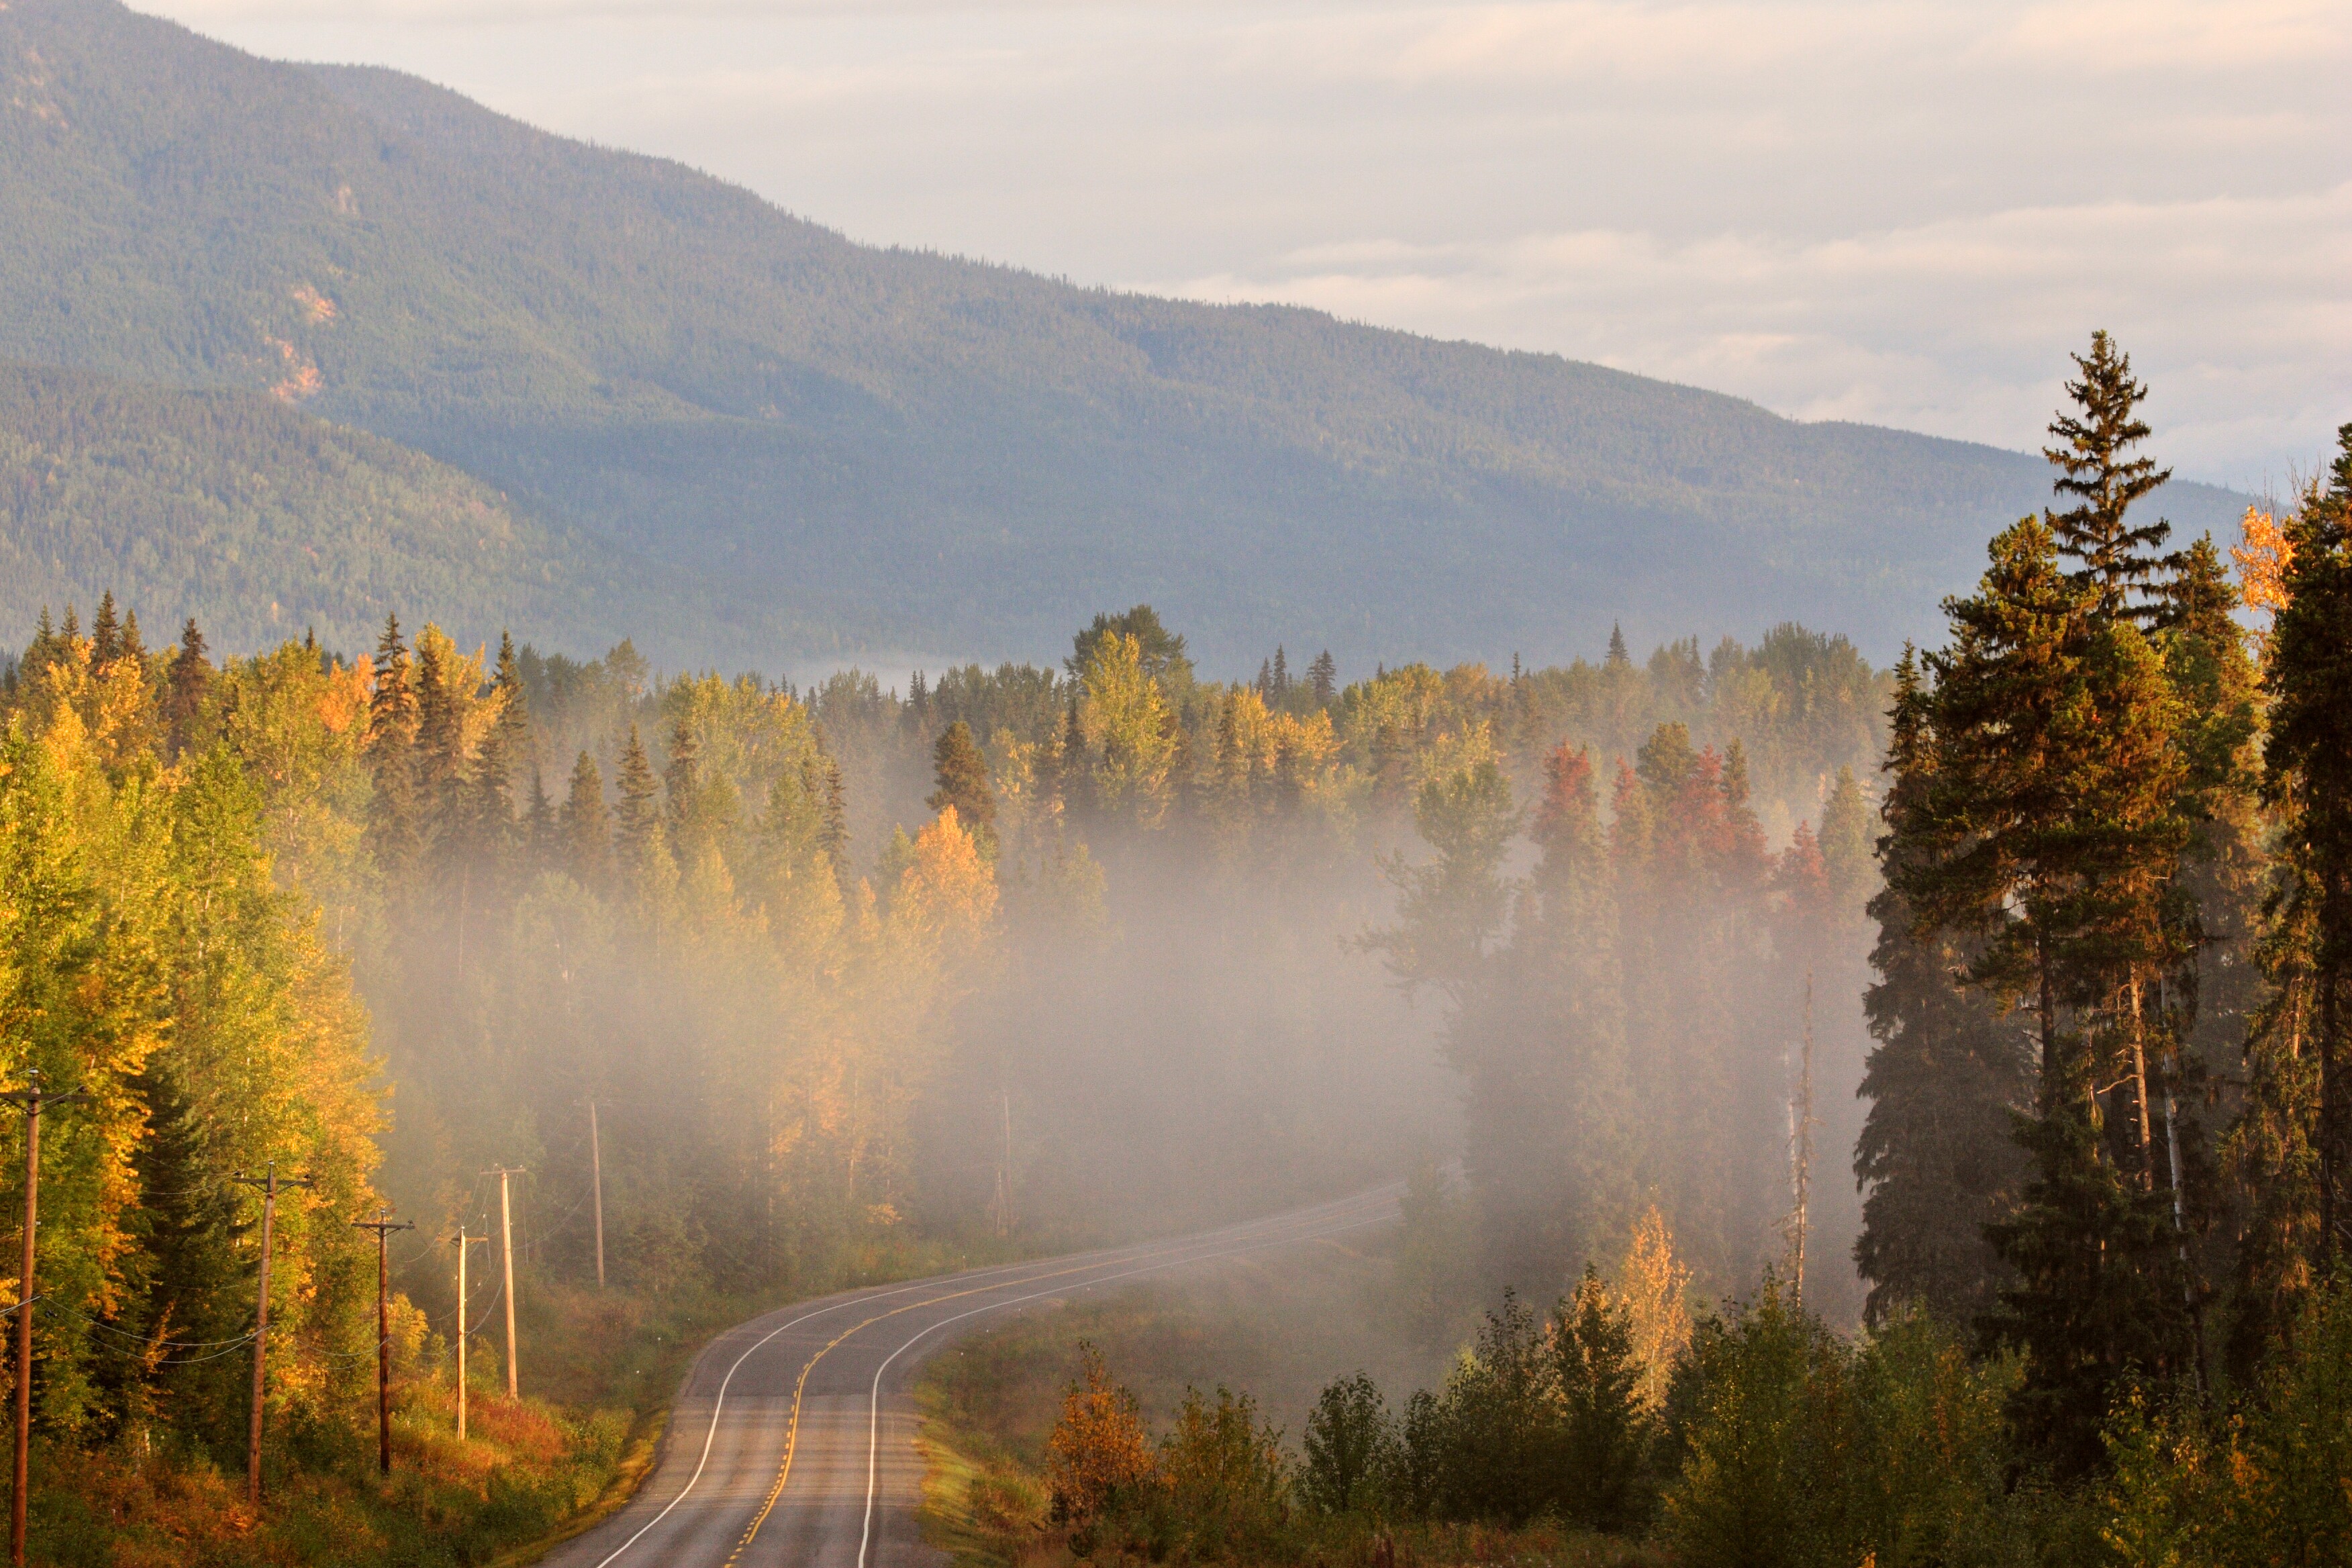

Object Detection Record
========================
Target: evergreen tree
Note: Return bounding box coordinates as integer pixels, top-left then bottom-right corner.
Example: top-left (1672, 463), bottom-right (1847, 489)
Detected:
top-left (90, 589), bottom-right (119, 666)
top-left (411, 628), bottom-right (465, 842)
top-left (1272, 646), bottom-right (1290, 699)
top-left (561, 750), bottom-right (609, 890)
top-left (1308, 650), bottom-right (1337, 706)
top-left (2262, 424), bottom-right (2352, 1267)
top-left (1855, 663), bottom-right (2030, 1324)
top-left (467, 631), bottom-right (529, 877)
top-left (928, 720), bottom-right (996, 839)
top-left (1553, 1267), bottom-right (1653, 1532)
top-left (364, 614), bottom-right (421, 887)
top-left (664, 713), bottom-right (705, 860)
top-left (117, 607), bottom-right (144, 669)
top-left (613, 724), bottom-right (667, 906)
top-left (1606, 623), bottom-right (1630, 669)
top-left (163, 617), bottom-right (211, 758)
top-left (2045, 331), bottom-right (2174, 620)
top-left (1902, 522), bottom-right (2199, 1468)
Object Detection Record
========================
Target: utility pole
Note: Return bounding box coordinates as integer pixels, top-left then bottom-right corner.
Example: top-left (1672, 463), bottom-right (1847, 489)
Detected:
top-left (350, 1210), bottom-right (416, 1475)
top-left (451, 1230), bottom-right (487, 1439)
top-left (485, 1168), bottom-right (526, 1400)
top-left (588, 1103), bottom-right (605, 1290)
top-left (1790, 967), bottom-right (1817, 1304)
top-left (990, 1087), bottom-right (1014, 1238)
top-left (230, 1163), bottom-right (313, 1513)
top-left (1, 1073), bottom-right (83, 1568)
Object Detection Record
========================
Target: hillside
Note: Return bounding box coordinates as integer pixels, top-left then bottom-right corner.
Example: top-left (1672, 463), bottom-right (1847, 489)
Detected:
top-left (0, 362), bottom-right (681, 656)
top-left (0, 0), bottom-right (2249, 669)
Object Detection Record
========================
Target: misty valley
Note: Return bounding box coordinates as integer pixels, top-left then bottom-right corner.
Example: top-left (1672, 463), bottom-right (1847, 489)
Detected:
top-left (2, 334), bottom-right (2349, 1566)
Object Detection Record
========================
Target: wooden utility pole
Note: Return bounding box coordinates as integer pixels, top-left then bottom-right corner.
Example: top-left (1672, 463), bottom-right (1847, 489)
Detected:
top-left (588, 1103), bottom-right (605, 1290)
top-left (990, 1088), bottom-right (1014, 1238)
top-left (350, 1210), bottom-right (415, 1475)
top-left (485, 1168), bottom-right (526, 1400)
top-left (1790, 967), bottom-right (1817, 1303)
top-left (2, 1073), bottom-right (83, 1568)
top-left (451, 1230), bottom-right (487, 1440)
top-left (230, 1163), bottom-right (312, 1512)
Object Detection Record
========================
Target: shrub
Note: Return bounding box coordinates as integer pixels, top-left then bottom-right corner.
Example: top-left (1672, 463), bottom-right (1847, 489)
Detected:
top-left (1302, 1371), bottom-right (1400, 1516)
top-left (1045, 1340), bottom-right (1161, 1530)
top-left (1553, 1265), bottom-right (1655, 1532)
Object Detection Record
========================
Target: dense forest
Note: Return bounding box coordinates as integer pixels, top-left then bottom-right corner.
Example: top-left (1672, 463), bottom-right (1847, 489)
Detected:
top-left (0, 332), bottom-right (2344, 1564)
top-left (0, 0), bottom-right (2252, 669)
top-left (1009, 337), bottom-right (2352, 1568)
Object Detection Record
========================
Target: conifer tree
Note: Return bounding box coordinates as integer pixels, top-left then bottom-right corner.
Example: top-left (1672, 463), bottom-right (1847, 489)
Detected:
top-left (2045, 331), bottom-right (2175, 620)
top-left (1308, 650), bottom-right (1337, 706)
top-left (561, 750), bottom-right (610, 890)
top-left (411, 628), bottom-right (467, 854)
top-left (365, 614), bottom-right (422, 887)
top-left (664, 714), bottom-right (703, 859)
top-left (928, 720), bottom-right (996, 840)
top-left (164, 617), bottom-right (211, 758)
top-left (91, 589), bottom-right (120, 666)
top-left (1901, 521), bottom-right (2199, 1469)
top-left (1606, 623), bottom-right (1630, 668)
top-left (1273, 646), bottom-right (1290, 699)
top-left (2263, 424), bottom-right (2352, 1266)
top-left (613, 724), bottom-right (666, 905)
top-left (1855, 656), bottom-right (2031, 1324)
top-left (117, 607), bottom-right (144, 668)
top-left (467, 632), bottom-right (529, 877)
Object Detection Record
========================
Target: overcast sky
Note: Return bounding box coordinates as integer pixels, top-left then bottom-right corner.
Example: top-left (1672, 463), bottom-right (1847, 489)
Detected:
top-left (140, 1), bottom-right (2348, 489)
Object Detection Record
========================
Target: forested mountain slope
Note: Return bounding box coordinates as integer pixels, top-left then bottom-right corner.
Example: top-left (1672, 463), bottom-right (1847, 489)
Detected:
top-left (0, 362), bottom-right (684, 655)
top-left (0, 0), bottom-right (2247, 668)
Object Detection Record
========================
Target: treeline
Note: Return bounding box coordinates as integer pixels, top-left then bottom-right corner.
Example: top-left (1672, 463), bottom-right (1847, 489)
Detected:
top-left (1187, 335), bottom-right (2349, 1561)
top-left (0, 570), bottom-right (1888, 1476)
top-left (1040, 1268), bottom-right (2350, 1567)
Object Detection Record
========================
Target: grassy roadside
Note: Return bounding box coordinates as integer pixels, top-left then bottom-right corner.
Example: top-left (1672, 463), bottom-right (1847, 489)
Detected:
top-left (20, 1232), bottom-right (1026, 1567)
top-left (913, 1278), bottom-right (1671, 1568)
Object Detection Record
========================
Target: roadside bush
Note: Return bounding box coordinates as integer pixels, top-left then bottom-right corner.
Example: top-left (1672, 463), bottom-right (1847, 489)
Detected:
top-left (1301, 1371), bottom-right (1399, 1516)
top-left (1661, 1276), bottom-right (1853, 1568)
top-left (2101, 1269), bottom-right (2352, 1566)
top-left (1156, 1385), bottom-right (1291, 1559)
top-left (1046, 1340), bottom-right (1161, 1538)
top-left (1553, 1266), bottom-right (1656, 1532)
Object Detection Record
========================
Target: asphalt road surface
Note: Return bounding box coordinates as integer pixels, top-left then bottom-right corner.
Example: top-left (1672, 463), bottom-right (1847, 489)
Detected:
top-left (540, 1185), bottom-right (1404, 1568)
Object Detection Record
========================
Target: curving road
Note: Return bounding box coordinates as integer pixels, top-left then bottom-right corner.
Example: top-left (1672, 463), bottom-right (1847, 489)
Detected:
top-left (540, 1185), bottom-right (1403, 1568)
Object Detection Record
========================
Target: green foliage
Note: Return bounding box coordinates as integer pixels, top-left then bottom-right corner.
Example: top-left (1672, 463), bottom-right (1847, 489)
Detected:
top-left (1300, 1372), bottom-right (1398, 1516)
top-left (0, 7), bottom-right (2252, 669)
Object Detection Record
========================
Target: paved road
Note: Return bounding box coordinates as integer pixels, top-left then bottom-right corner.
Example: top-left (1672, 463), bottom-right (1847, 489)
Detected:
top-left (540, 1185), bottom-right (1404, 1568)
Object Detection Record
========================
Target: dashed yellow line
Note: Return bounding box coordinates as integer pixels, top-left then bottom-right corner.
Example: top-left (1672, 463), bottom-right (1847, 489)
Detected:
top-left (718, 1195), bottom-right (1400, 1565)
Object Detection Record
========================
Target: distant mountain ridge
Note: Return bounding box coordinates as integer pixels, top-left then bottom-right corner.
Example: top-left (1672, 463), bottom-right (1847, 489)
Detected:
top-left (0, 0), bottom-right (2251, 669)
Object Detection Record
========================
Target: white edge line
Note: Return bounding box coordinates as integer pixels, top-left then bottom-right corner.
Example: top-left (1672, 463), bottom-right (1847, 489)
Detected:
top-left (587, 1187), bottom-right (1400, 1568)
top-left (856, 1202), bottom-right (1400, 1568)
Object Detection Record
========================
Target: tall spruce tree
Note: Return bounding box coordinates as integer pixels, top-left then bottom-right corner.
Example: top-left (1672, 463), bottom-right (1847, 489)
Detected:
top-left (1308, 650), bottom-right (1338, 706)
top-left (163, 618), bottom-right (210, 758)
top-left (928, 720), bottom-right (995, 840)
top-left (364, 614), bottom-right (422, 889)
top-left (1855, 654), bottom-right (2032, 1324)
top-left (2263, 424), bottom-right (2352, 1267)
top-left (561, 750), bottom-right (611, 891)
top-left (2045, 331), bottom-right (2175, 620)
top-left (1903, 520), bottom-right (2199, 1471)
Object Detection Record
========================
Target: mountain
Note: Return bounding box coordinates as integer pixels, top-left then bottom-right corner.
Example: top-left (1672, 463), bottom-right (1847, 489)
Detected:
top-left (0, 0), bottom-right (2250, 671)
top-left (0, 362), bottom-right (699, 658)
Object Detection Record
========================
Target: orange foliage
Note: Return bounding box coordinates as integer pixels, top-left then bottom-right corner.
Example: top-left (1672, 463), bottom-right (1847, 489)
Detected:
top-left (2233, 504), bottom-right (2292, 616)
top-left (1045, 1342), bottom-right (1161, 1523)
top-left (893, 804), bottom-right (999, 946)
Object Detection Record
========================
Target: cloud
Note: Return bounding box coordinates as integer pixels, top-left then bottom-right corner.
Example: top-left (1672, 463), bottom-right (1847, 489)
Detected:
top-left (1140, 184), bottom-right (2352, 477)
top-left (134, 0), bottom-right (2352, 481)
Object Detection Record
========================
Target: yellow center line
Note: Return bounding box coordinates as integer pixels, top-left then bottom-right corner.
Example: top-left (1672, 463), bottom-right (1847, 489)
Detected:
top-left (719, 1199), bottom-right (1395, 1563)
